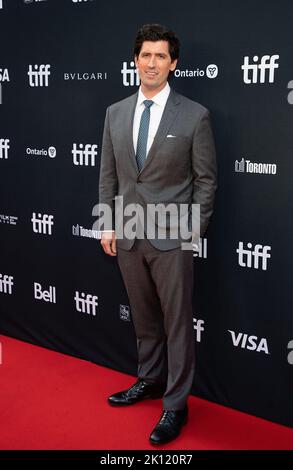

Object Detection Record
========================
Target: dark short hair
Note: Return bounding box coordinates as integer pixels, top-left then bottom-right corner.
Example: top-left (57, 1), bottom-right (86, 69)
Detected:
top-left (133, 24), bottom-right (180, 62)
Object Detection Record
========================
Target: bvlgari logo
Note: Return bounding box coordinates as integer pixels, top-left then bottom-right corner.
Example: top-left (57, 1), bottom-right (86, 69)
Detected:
top-left (63, 72), bottom-right (107, 81)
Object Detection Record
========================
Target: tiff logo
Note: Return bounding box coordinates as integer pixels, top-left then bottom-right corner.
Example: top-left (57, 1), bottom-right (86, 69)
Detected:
top-left (0, 138), bottom-right (9, 159)
top-left (34, 282), bottom-right (56, 303)
top-left (72, 143), bottom-right (97, 166)
top-left (0, 274), bottom-right (14, 294)
top-left (228, 330), bottom-right (269, 354)
top-left (193, 319), bottom-right (204, 342)
top-left (242, 54), bottom-right (279, 84)
top-left (31, 213), bottom-right (54, 235)
top-left (237, 241), bottom-right (271, 270)
top-left (28, 64), bottom-right (51, 87)
top-left (74, 291), bottom-right (98, 316)
top-left (121, 61), bottom-right (140, 87)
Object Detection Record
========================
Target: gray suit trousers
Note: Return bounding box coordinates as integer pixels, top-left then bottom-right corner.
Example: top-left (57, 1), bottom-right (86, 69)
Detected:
top-left (117, 238), bottom-right (195, 410)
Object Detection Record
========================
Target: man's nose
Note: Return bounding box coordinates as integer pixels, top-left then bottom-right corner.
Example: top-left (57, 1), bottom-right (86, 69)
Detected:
top-left (148, 56), bottom-right (156, 67)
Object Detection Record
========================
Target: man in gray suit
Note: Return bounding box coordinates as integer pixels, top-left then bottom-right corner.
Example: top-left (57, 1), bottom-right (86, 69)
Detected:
top-left (98, 24), bottom-right (217, 445)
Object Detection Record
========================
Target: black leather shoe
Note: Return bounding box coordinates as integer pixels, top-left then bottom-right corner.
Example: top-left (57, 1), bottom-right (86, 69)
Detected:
top-left (108, 379), bottom-right (165, 406)
top-left (149, 406), bottom-right (188, 445)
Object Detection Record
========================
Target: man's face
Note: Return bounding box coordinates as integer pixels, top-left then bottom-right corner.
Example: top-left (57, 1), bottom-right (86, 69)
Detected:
top-left (135, 40), bottom-right (177, 95)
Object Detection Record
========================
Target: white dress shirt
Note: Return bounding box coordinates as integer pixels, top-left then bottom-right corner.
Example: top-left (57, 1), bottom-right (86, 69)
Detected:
top-left (133, 82), bottom-right (171, 157)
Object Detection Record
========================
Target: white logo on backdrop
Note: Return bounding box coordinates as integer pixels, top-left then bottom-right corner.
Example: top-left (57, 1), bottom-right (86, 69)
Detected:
top-left (24, 0), bottom-right (47, 4)
top-left (0, 274), bottom-right (14, 294)
top-left (72, 143), bottom-right (98, 166)
top-left (242, 54), bottom-right (279, 84)
top-left (75, 291), bottom-right (98, 316)
top-left (34, 282), bottom-right (56, 304)
top-left (287, 80), bottom-right (293, 105)
top-left (237, 242), bottom-right (271, 271)
top-left (235, 157), bottom-right (277, 174)
top-left (28, 64), bottom-right (51, 87)
top-left (193, 238), bottom-right (208, 258)
top-left (175, 64), bottom-right (218, 79)
top-left (119, 304), bottom-right (131, 322)
top-left (0, 138), bottom-right (10, 159)
top-left (0, 68), bottom-right (10, 104)
top-left (26, 146), bottom-right (56, 158)
top-left (287, 340), bottom-right (293, 365)
top-left (31, 213), bottom-right (54, 235)
top-left (0, 214), bottom-right (18, 225)
top-left (228, 330), bottom-right (269, 354)
top-left (193, 319), bottom-right (205, 342)
top-left (72, 224), bottom-right (100, 239)
top-left (64, 72), bottom-right (107, 81)
top-left (121, 61), bottom-right (140, 87)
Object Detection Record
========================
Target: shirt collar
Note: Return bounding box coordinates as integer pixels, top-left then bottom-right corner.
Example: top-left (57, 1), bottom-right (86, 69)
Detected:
top-left (137, 82), bottom-right (170, 107)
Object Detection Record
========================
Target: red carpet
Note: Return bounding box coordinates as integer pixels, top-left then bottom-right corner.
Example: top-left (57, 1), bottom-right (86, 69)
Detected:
top-left (0, 335), bottom-right (292, 450)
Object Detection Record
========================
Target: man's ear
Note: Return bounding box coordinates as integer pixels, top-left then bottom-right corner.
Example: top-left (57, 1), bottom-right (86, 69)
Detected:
top-left (170, 59), bottom-right (178, 71)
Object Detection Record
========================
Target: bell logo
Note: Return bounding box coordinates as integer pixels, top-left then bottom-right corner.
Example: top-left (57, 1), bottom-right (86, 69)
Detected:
top-left (228, 330), bottom-right (269, 354)
top-left (34, 282), bottom-right (56, 304)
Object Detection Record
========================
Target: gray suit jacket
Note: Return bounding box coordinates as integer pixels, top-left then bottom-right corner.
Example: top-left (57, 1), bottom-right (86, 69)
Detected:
top-left (98, 87), bottom-right (217, 250)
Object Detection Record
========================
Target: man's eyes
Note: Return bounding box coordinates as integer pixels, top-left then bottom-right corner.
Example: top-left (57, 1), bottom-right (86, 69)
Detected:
top-left (141, 54), bottom-right (166, 59)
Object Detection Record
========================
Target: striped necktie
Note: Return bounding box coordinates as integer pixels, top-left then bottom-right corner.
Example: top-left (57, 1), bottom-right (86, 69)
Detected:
top-left (136, 99), bottom-right (154, 172)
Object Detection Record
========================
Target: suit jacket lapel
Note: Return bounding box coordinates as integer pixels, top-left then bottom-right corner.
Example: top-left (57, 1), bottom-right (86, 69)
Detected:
top-left (139, 89), bottom-right (181, 175)
top-left (125, 91), bottom-right (139, 174)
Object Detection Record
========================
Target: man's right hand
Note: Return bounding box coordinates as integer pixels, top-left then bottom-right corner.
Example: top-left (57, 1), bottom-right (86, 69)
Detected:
top-left (100, 231), bottom-right (117, 256)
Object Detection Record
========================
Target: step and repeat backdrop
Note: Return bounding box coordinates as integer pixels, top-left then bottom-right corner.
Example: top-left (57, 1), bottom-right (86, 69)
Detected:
top-left (1, 0), bottom-right (293, 427)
